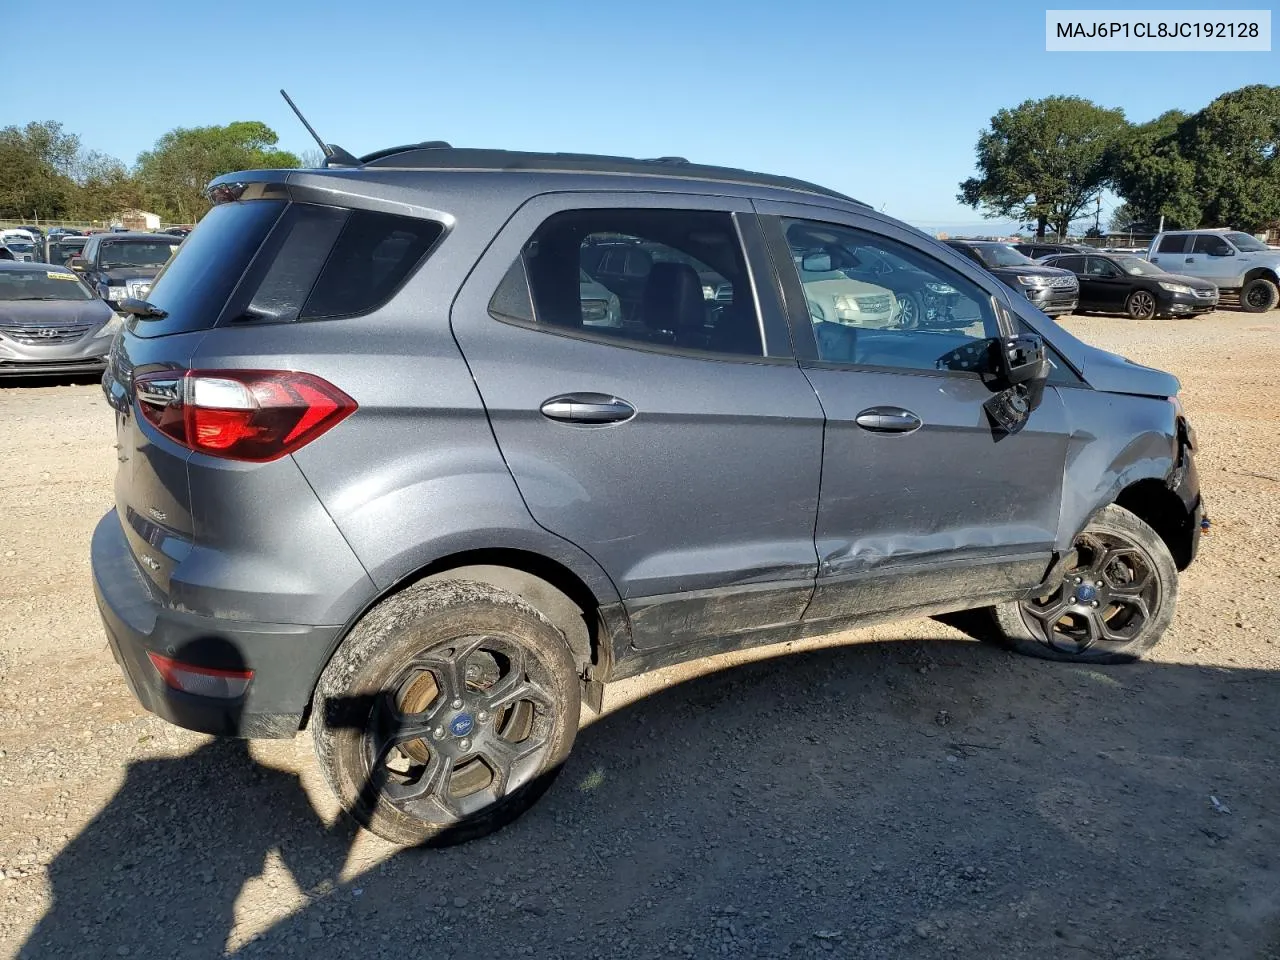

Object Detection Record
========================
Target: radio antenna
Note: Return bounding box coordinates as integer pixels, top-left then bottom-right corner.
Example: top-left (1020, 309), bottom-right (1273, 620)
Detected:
top-left (279, 89), bottom-right (360, 167)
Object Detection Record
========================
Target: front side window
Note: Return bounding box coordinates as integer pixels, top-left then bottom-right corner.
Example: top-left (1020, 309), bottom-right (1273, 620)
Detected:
top-left (781, 218), bottom-right (999, 373)
top-left (490, 209), bottom-right (763, 358)
top-left (971, 244), bottom-right (1037, 269)
top-left (1191, 234), bottom-right (1232, 256)
top-left (1085, 257), bottom-right (1118, 277)
top-left (1226, 231), bottom-right (1268, 252)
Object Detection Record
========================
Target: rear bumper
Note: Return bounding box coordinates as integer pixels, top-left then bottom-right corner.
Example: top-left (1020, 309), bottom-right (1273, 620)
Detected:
top-left (92, 509), bottom-right (341, 738)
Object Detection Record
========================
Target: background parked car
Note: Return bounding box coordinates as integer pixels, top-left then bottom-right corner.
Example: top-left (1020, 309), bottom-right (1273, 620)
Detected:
top-left (0, 232), bottom-right (38, 263)
top-left (1012, 241), bottom-right (1092, 260)
top-left (943, 240), bottom-right (1079, 316)
top-left (68, 232), bottom-right (182, 306)
top-left (44, 235), bottom-right (89, 267)
top-left (1146, 228), bottom-right (1280, 312)
top-left (1042, 252), bottom-right (1218, 318)
top-left (0, 261), bottom-right (119, 376)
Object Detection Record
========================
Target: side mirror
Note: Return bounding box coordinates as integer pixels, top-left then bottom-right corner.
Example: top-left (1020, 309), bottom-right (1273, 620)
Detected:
top-left (983, 333), bottom-right (1050, 433)
top-left (1215, 248), bottom-right (1234, 257)
top-left (994, 333), bottom-right (1050, 387)
top-left (67, 256), bottom-right (85, 271)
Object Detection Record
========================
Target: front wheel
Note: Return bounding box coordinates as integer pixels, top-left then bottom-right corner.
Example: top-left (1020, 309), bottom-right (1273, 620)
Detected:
top-left (312, 580), bottom-right (581, 846)
top-left (990, 504), bottom-right (1178, 664)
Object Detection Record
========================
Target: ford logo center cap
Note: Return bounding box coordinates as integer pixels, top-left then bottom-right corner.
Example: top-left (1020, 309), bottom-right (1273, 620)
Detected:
top-left (449, 714), bottom-right (474, 737)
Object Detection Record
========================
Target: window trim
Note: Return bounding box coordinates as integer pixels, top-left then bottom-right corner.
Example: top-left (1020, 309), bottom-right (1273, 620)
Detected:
top-left (485, 205), bottom-right (788, 365)
top-left (756, 210), bottom-right (1011, 378)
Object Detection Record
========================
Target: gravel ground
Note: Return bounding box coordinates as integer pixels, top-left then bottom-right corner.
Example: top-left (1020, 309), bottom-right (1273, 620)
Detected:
top-left (1, 310), bottom-right (1278, 960)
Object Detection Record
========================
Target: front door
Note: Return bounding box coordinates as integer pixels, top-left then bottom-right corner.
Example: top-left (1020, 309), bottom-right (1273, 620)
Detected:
top-left (1083, 256), bottom-right (1128, 310)
top-left (1186, 233), bottom-right (1240, 285)
top-left (450, 193), bottom-right (825, 651)
top-left (755, 202), bottom-right (1070, 624)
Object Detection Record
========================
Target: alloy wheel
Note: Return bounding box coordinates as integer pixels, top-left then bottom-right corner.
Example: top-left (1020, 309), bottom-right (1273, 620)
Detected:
top-left (1019, 532), bottom-right (1159, 655)
top-left (1128, 291), bottom-right (1155, 318)
top-left (365, 635), bottom-right (556, 823)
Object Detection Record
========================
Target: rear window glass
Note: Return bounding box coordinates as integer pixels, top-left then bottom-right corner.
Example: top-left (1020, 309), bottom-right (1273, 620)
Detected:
top-left (136, 200), bottom-right (287, 337)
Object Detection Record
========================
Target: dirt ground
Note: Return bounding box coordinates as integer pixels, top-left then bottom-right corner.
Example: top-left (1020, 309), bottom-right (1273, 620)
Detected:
top-left (0, 310), bottom-right (1277, 960)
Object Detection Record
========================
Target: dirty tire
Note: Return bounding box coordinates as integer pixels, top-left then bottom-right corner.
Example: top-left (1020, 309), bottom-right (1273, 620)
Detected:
top-left (990, 504), bottom-right (1178, 664)
top-left (1240, 277), bottom-right (1279, 313)
top-left (312, 579), bottom-right (580, 846)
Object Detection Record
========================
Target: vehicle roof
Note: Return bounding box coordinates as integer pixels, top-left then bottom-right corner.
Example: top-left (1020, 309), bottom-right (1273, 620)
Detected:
top-left (88, 232), bottom-right (178, 241)
top-left (1159, 227), bottom-right (1231, 233)
top-left (213, 147), bottom-right (869, 209)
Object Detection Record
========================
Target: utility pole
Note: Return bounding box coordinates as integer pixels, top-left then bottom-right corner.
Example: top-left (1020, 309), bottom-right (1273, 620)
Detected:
top-left (1094, 195), bottom-right (1101, 235)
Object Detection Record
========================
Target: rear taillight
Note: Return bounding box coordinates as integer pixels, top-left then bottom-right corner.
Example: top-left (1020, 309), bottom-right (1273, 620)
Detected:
top-left (134, 369), bottom-right (356, 462)
top-left (147, 651), bottom-right (253, 698)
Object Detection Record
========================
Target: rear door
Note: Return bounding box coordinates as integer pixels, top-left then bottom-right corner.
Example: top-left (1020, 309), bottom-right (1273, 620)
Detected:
top-left (450, 192), bottom-right (825, 651)
top-left (1148, 233), bottom-right (1190, 273)
top-left (756, 201), bottom-right (1070, 624)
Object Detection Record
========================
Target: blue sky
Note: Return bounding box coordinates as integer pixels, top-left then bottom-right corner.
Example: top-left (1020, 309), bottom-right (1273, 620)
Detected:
top-left (5, 0), bottom-right (1276, 228)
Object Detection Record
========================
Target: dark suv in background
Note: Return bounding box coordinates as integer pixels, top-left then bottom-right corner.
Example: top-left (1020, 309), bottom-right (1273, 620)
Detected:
top-left (92, 147), bottom-right (1203, 846)
top-left (69, 232), bottom-right (181, 306)
top-left (944, 240), bottom-right (1079, 316)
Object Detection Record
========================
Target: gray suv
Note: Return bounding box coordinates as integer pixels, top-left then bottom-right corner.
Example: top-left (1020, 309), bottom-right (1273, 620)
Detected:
top-left (92, 147), bottom-right (1205, 845)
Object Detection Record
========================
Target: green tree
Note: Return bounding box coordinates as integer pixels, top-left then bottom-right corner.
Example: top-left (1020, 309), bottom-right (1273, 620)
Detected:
top-left (135, 121), bottom-right (300, 223)
top-left (1112, 86), bottom-right (1280, 231)
top-left (0, 121), bottom-right (81, 219)
top-left (958, 96), bottom-right (1129, 239)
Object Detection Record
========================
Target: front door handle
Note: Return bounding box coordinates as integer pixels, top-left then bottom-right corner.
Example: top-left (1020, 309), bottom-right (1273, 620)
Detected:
top-left (855, 406), bottom-right (922, 434)
top-left (1185, 256), bottom-right (1196, 263)
top-left (540, 393), bottom-right (636, 425)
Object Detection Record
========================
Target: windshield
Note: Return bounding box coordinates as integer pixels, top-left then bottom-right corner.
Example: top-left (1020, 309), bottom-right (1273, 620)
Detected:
top-left (1117, 257), bottom-right (1164, 276)
top-left (3, 242), bottom-right (34, 253)
top-left (973, 244), bottom-right (1037, 268)
top-left (1226, 232), bottom-right (1270, 252)
top-left (99, 240), bottom-right (180, 269)
top-left (0, 268), bottom-right (94, 301)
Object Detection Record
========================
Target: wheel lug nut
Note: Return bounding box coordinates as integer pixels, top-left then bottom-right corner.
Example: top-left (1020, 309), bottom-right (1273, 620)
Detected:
top-left (1095, 581), bottom-right (1103, 587)
top-left (432, 727), bottom-right (444, 740)
top-left (451, 699), bottom-right (463, 709)
top-left (1074, 577), bottom-right (1082, 584)
top-left (1090, 601), bottom-right (1099, 608)
top-left (477, 711), bottom-right (489, 722)
top-left (459, 738), bottom-right (471, 751)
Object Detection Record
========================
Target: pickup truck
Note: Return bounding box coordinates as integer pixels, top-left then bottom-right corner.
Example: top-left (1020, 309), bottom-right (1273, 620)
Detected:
top-left (1146, 229), bottom-right (1280, 312)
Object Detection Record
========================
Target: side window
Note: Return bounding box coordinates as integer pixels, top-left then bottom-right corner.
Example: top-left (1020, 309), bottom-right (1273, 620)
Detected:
top-left (1085, 257), bottom-right (1116, 277)
top-left (782, 219), bottom-right (999, 373)
top-left (1156, 234), bottom-right (1189, 254)
top-left (1055, 255), bottom-right (1086, 273)
top-left (1017, 321), bottom-right (1083, 386)
top-left (1191, 234), bottom-right (1231, 257)
top-left (489, 209), bottom-right (763, 358)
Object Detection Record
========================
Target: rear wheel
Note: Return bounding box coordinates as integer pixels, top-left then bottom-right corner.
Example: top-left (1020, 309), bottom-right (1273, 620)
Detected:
top-left (1241, 277), bottom-right (1279, 313)
top-left (313, 580), bottom-right (580, 846)
top-left (990, 504), bottom-right (1177, 664)
top-left (1125, 289), bottom-right (1156, 319)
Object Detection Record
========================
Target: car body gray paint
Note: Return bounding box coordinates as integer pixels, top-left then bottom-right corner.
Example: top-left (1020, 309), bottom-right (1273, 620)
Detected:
top-left (92, 158), bottom-right (1202, 737)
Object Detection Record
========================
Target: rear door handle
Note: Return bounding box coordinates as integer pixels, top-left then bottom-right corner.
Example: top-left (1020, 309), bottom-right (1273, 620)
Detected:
top-left (855, 406), bottom-right (922, 434)
top-left (540, 393), bottom-right (636, 425)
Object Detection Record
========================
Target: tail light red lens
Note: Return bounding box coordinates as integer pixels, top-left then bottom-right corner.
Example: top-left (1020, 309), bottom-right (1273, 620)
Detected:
top-left (147, 651), bottom-right (253, 698)
top-left (134, 369), bottom-right (356, 462)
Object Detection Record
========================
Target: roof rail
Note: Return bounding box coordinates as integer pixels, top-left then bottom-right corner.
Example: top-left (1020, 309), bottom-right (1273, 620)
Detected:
top-left (355, 146), bottom-right (862, 204)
